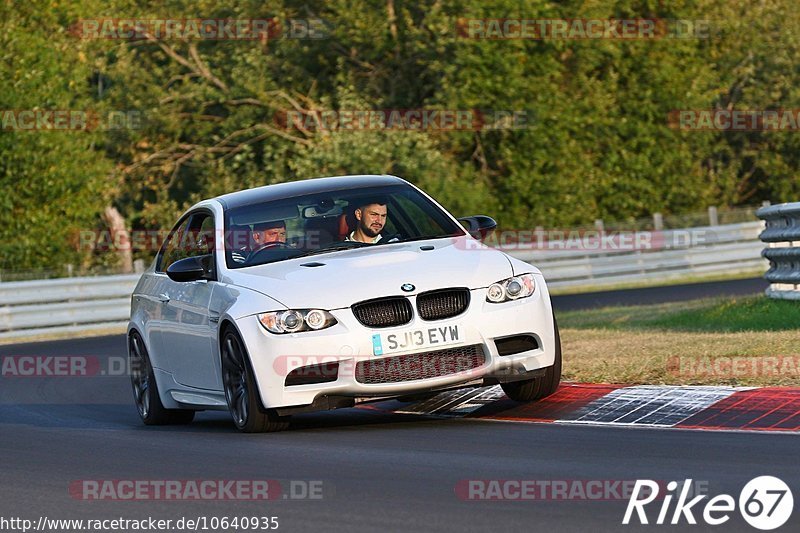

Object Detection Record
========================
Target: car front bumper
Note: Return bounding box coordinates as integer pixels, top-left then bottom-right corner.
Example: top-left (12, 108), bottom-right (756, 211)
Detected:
top-left (238, 274), bottom-right (557, 410)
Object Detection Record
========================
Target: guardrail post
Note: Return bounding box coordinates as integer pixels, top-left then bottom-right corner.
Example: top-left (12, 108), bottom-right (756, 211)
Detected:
top-left (708, 206), bottom-right (719, 226)
top-left (653, 213), bottom-right (663, 231)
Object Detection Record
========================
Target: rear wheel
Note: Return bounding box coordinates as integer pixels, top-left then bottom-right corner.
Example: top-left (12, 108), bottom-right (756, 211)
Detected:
top-left (501, 315), bottom-right (562, 402)
top-left (129, 331), bottom-right (195, 425)
top-left (221, 329), bottom-right (290, 433)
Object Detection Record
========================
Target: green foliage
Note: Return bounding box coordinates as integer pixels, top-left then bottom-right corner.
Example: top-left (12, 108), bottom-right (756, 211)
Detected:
top-left (2, 0), bottom-right (800, 270)
top-left (0, 1), bottom-right (112, 271)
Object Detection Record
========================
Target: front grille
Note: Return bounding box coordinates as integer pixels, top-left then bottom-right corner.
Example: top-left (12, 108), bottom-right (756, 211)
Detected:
top-left (355, 344), bottom-right (485, 384)
top-left (352, 297), bottom-right (413, 328)
top-left (416, 288), bottom-right (470, 321)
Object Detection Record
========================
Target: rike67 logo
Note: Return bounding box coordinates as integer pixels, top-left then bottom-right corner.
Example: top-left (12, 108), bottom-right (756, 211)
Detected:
top-left (623, 477), bottom-right (793, 530)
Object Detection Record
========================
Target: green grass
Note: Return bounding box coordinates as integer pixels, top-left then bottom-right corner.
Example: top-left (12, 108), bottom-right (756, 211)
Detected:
top-left (559, 296), bottom-right (800, 333)
top-left (558, 295), bottom-right (800, 385)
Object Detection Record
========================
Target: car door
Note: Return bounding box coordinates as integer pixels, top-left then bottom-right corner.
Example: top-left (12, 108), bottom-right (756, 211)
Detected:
top-left (143, 214), bottom-right (193, 373)
top-left (157, 211), bottom-right (220, 390)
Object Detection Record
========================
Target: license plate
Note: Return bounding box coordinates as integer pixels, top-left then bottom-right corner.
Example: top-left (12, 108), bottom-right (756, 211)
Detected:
top-left (372, 324), bottom-right (462, 356)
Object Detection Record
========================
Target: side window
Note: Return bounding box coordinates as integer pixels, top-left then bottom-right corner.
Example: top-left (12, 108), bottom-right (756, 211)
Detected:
top-left (157, 212), bottom-right (217, 274)
top-left (196, 215), bottom-right (216, 256)
top-left (194, 214), bottom-right (217, 279)
top-left (157, 216), bottom-right (192, 273)
top-left (392, 194), bottom-right (442, 236)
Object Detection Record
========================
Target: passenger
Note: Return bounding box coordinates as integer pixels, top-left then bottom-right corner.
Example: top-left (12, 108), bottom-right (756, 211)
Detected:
top-left (345, 201), bottom-right (387, 244)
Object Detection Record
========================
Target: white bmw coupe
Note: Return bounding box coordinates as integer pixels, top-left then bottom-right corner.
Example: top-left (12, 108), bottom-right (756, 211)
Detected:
top-left (128, 175), bottom-right (561, 432)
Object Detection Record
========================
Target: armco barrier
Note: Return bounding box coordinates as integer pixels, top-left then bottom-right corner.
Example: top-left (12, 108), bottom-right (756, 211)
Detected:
top-left (0, 274), bottom-right (138, 340)
top-left (757, 201), bottom-right (800, 300)
top-left (0, 221), bottom-right (769, 340)
top-left (503, 221), bottom-right (766, 289)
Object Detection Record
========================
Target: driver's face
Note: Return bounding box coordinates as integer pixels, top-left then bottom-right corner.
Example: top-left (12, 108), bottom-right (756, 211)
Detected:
top-left (253, 226), bottom-right (286, 244)
top-left (356, 204), bottom-right (387, 238)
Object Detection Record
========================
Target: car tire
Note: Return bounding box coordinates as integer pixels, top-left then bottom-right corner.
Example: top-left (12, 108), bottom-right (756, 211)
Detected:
top-left (221, 328), bottom-right (290, 433)
top-left (500, 314), bottom-right (562, 402)
top-left (129, 331), bottom-right (195, 425)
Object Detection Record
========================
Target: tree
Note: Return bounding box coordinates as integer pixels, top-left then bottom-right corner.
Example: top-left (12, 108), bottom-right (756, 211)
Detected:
top-left (0, 1), bottom-right (113, 274)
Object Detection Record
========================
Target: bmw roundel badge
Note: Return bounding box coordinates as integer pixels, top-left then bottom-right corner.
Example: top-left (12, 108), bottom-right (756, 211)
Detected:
top-left (401, 283), bottom-right (415, 292)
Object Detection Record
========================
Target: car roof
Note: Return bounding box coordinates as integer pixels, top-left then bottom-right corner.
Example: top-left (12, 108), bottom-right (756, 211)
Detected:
top-left (214, 174), bottom-right (409, 210)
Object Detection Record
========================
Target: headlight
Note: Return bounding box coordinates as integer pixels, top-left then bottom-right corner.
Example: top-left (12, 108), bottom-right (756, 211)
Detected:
top-left (485, 274), bottom-right (536, 303)
top-left (257, 309), bottom-right (338, 334)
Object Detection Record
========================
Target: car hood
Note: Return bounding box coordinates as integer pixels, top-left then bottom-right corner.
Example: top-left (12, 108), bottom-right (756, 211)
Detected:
top-left (225, 236), bottom-right (514, 310)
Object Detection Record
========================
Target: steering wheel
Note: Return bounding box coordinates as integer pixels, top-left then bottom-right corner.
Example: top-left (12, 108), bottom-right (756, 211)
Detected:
top-left (245, 242), bottom-right (292, 264)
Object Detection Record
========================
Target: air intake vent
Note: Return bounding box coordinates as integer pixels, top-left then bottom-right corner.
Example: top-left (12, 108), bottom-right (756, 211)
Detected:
top-left (285, 362), bottom-right (339, 386)
top-left (495, 335), bottom-right (539, 356)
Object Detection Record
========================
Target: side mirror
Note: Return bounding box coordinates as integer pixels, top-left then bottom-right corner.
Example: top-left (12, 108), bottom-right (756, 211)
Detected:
top-left (166, 256), bottom-right (208, 282)
top-left (458, 215), bottom-right (498, 240)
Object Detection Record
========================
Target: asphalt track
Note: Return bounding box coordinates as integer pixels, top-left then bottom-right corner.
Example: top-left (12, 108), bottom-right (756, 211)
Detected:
top-left (0, 277), bottom-right (795, 533)
top-left (551, 276), bottom-right (769, 311)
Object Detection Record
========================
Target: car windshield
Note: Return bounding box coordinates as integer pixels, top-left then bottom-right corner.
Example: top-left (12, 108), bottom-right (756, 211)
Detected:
top-left (223, 183), bottom-right (466, 269)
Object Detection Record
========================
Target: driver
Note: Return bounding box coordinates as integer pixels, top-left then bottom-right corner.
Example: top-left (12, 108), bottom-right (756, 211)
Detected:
top-left (345, 201), bottom-right (387, 244)
top-left (231, 220), bottom-right (286, 263)
top-left (252, 220), bottom-right (287, 247)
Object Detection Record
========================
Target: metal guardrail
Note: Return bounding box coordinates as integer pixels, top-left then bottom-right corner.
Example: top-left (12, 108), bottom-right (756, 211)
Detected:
top-left (0, 274), bottom-right (138, 340)
top-left (0, 221), bottom-right (769, 340)
top-left (756, 202), bottom-right (800, 300)
top-left (504, 221), bottom-right (767, 289)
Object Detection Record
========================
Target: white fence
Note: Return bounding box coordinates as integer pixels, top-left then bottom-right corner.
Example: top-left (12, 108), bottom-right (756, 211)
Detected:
top-left (757, 202), bottom-right (800, 300)
top-left (0, 221), bottom-right (768, 340)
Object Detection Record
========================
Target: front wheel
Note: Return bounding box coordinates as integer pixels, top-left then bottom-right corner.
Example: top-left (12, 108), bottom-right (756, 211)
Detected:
top-left (221, 329), bottom-right (290, 433)
top-left (501, 314), bottom-right (562, 402)
top-left (129, 331), bottom-right (195, 425)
